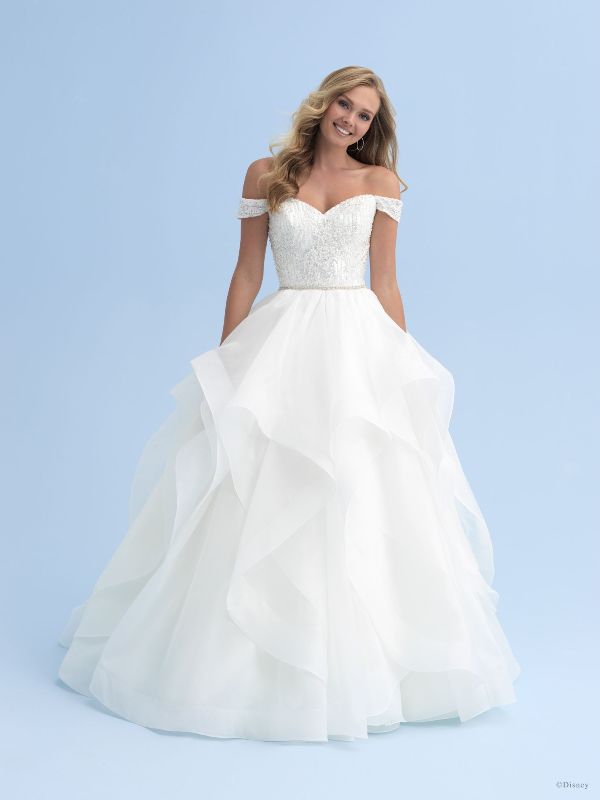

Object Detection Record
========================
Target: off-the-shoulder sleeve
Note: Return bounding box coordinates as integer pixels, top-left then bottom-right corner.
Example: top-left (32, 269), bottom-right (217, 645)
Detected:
top-left (236, 197), bottom-right (269, 218)
top-left (374, 196), bottom-right (403, 222)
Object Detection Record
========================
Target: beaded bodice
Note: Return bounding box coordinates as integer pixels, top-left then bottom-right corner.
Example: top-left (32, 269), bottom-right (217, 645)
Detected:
top-left (236, 194), bottom-right (403, 290)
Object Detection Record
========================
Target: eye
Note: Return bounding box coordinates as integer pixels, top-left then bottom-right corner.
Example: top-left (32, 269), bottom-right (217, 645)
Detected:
top-left (338, 99), bottom-right (370, 122)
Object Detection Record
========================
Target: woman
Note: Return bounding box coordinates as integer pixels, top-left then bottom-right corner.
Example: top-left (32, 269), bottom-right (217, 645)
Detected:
top-left (58, 65), bottom-right (521, 743)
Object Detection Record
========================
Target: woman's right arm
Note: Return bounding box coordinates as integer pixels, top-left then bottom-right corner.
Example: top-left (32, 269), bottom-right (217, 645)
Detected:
top-left (219, 158), bottom-right (271, 345)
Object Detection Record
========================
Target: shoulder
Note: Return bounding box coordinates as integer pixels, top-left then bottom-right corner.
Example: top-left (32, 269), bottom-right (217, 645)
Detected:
top-left (241, 157), bottom-right (275, 199)
top-left (366, 165), bottom-right (401, 199)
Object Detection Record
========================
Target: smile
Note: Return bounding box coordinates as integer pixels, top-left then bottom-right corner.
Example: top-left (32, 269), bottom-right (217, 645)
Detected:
top-left (333, 123), bottom-right (352, 136)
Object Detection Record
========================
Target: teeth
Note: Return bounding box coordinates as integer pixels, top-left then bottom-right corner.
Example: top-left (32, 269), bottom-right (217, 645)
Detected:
top-left (334, 123), bottom-right (351, 136)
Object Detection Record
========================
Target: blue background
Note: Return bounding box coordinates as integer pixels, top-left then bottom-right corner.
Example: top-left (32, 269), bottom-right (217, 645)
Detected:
top-left (1, 0), bottom-right (598, 798)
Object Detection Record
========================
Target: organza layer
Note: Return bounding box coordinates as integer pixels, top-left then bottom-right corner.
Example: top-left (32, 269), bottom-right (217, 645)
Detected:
top-left (57, 287), bottom-right (520, 742)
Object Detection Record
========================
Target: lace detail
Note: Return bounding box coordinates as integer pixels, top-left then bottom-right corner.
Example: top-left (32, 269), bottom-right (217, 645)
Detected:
top-left (235, 192), bottom-right (403, 289)
top-left (236, 198), bottom-right (269, 218)
top-left (374, 195), bottom-right (403, 222)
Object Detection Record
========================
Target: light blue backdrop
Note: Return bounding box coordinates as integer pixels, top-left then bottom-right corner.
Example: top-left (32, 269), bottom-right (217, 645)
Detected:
top-left (1, 0), bottom-right (597, 798)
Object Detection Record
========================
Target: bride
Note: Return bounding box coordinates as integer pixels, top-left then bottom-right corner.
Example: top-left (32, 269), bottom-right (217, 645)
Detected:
top-left (57, 65), bottom-right (521, 743)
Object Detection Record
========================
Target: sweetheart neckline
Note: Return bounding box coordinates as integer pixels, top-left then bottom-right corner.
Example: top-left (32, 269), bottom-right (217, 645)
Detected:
top-left (286, 193), bottom-right (403, 217)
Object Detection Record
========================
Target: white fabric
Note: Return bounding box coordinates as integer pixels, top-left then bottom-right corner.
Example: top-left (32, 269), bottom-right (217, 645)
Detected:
top-left (237, 193), bottom-right (402, 289)
top-left (57, 192), bottom-right (520, 742)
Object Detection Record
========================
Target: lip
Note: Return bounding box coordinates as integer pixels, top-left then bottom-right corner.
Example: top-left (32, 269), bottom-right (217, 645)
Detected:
top-left (333, 122), bottom-right (352, 136)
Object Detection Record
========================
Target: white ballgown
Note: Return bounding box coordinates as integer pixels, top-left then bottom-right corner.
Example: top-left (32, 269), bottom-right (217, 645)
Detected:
top-left (57, 191), bottom-right (521, 742)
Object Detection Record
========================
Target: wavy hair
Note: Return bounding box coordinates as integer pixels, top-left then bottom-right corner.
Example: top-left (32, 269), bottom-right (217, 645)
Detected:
top-left (257, 66), bottom-right (408, 213)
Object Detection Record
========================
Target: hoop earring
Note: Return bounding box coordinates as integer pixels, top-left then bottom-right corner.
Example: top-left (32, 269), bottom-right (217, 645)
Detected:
top-left (352, 137), bottom-right (365, 152)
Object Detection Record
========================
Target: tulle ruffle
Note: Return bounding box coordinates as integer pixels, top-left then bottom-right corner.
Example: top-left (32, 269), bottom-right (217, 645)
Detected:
top-left (57, 287), bottom-right (520, 742)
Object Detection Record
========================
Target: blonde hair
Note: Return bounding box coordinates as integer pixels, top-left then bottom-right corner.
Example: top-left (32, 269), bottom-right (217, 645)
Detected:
top-left (257, 66), bottom-right (408, 213)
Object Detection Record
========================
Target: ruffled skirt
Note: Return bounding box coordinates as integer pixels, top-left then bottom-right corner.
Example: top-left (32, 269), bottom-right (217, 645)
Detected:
top-left (57, 287), bottom-right (521, 742)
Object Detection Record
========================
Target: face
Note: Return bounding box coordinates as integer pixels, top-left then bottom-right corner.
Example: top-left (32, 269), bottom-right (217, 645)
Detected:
top-left (320, 86), bottom-right (381, 148)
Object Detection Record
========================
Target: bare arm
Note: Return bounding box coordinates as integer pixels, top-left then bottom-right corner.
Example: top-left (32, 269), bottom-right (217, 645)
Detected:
top-left (220, 159), bottom-right (271, 344)
top-left (368, 168), bottom-right (407, 332)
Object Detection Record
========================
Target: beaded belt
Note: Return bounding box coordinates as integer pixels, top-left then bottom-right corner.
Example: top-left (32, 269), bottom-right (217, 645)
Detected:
top-left (278, 283), bottom-right (366, 290)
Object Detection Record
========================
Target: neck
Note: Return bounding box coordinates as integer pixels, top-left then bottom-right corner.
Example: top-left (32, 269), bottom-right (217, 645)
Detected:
top-left (310, 133), bottom-right (359, 172)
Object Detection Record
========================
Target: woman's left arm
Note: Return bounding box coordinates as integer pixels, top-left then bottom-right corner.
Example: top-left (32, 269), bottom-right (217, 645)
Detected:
top-left (369, 170), bottom-right (407, 332)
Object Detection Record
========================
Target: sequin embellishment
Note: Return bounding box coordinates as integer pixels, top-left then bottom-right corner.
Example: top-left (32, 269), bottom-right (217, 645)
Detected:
top-left (235, 192), bottom-right (403, 289)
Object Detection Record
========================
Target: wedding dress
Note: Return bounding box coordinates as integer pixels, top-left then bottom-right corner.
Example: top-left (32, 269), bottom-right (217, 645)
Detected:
top-left (57, 190), bottom-right (521, 742)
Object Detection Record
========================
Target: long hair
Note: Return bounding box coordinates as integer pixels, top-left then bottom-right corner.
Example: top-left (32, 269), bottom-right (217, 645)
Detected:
top-left (257, 66), bottom-right (408, 213)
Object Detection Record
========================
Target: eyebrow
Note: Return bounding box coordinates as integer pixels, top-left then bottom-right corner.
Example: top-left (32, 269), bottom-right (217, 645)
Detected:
top-left (339, 94), bottom-right (376, 116)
